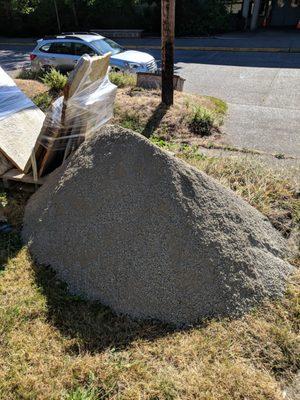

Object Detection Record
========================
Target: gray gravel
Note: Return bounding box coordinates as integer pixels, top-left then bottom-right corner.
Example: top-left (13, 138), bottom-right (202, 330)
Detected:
top-left (22, 125), bottom-right (294, 325)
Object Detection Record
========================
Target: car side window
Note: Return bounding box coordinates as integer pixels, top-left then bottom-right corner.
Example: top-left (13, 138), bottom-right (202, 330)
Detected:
top-left (49, 42), bottom-right (74, 55)
top-left (73, 43), bottom-right (95, 56)
top-left (39, 44), bottom-right (51, 53)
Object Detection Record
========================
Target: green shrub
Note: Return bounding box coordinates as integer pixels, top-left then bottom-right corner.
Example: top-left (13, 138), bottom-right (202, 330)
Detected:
top-left (109, 72), bottom-right (136, 88)
top-left (188, 106), bottom-right (216, 136)
top-left (42, 68), bottom-right (68, 92)
top-left (17, 68), bottom-right (44, 81)
top-left (32, 92), bottom-right (53, 112)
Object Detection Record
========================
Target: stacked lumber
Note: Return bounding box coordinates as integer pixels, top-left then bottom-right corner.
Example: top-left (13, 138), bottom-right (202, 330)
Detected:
top-left (0, 53), bottom-right (117, 184)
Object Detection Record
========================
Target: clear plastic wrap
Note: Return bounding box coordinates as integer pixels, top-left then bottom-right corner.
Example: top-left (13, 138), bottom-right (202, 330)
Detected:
top-left (0, 67), bottom-right (36, 121)
top-left (37, 54), bottom-right (117, 152)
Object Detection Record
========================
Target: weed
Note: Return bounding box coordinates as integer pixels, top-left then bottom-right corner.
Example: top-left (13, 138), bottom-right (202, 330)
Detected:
top-left (17, 68), bottom-right (45, 81)
top-left (32, 92), bottom-right (53, 112)
top-left (206, 96), bottom-right (228, 116)
top-left (42, 68), bottom-right (68, 92)
top-left (64, 386), bottom-right (101, 400)
top-left (118, 112), bottom-right (143, 133)
top-left (188, 106), bottom-right (217, 136)
top-left (275, 153), bottom-right (286, 160)
top-left (109, 72), bottom-right (136, 88)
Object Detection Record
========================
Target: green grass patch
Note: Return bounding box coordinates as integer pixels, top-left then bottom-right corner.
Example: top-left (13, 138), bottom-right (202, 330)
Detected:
top-left (109, 72), bottom-right (136, 88)
top-left (206, 96), bottom-right (228, 117)
top-left (32, 92), bottom-right (53, 112)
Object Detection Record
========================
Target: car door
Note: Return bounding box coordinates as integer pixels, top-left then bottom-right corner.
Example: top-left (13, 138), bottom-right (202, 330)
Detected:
top-left (47, 41), bottom-right (77, 71)
top-left (73, 42), bottom-right (97, 63)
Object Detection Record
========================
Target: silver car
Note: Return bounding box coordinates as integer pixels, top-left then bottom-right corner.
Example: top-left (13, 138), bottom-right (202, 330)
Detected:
top-left (30, 32), bottom-right (157, 73)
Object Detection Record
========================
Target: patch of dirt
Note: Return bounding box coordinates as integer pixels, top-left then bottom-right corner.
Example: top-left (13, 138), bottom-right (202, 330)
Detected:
top-left (14, 79), bottom-right (48, 100)
top-left (113, 88), bottom-right (226, 145)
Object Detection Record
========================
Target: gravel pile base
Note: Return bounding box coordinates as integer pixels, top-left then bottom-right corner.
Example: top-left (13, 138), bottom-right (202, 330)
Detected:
top-left (22, 125), bottom-right (293, 325)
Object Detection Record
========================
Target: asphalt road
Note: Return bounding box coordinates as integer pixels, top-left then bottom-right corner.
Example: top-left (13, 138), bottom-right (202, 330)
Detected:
top-left (1, 43), bottom-right (299, 160)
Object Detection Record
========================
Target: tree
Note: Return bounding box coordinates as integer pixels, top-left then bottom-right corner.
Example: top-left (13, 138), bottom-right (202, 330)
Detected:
top-left (0, 0), bottom-right (40, 14)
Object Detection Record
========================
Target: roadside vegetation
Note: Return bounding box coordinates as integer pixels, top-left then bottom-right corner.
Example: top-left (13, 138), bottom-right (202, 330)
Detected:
top-left (17, 69), bottom-right (227, 140)
top-left (114, 87), bottom-right (227, 141)
top-left (0, 148), bottom-right (299, 400)
top-left (41, 68), bottom-right (68, 92)
top-left (109, 71), bottom-right (137, 88)
top-left (17, 68), bottom-right (68, 111)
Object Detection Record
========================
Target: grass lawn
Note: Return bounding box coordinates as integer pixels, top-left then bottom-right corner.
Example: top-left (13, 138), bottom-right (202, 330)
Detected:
top-left (0, 149), bottom-right (299, 400)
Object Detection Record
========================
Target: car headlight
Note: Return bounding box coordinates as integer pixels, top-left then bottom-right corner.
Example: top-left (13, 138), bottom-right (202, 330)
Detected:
top-left (125, 62), bottom-right (141, 70)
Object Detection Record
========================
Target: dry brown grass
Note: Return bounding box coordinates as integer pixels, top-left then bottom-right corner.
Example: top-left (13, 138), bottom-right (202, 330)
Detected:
top-left (113, 88), bottom-right (227, 142)
top-left (177, 151), bottom-right (300, 239)
top-left (14, 79), bottom-right (48, 99)
top-left (0, 151), bottom-right (299, 400)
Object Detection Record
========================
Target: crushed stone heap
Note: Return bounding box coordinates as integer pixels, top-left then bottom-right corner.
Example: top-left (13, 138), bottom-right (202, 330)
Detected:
top-left (22, 125), bottom-right (293, 325)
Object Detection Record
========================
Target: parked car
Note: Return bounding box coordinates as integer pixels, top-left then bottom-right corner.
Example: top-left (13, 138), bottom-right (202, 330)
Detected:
top-left (30, 32), bottom-right (158, 74)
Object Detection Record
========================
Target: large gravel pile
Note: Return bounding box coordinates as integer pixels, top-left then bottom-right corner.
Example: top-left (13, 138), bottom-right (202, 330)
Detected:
top-left (23, 125), bottom-right (293, 325)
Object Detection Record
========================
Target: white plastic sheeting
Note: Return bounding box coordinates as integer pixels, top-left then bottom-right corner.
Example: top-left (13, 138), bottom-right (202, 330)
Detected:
top-left (0, 67), bottom-right (37, 121)
top-left (37, 54), bottom-right (117, 152)
top-left (39, 77), bottom-right (117, 151)
top-left (0, 67), bottom-right (45, 172)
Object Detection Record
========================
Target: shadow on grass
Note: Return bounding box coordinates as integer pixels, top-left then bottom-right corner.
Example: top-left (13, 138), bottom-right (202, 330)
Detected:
top-left (142, 102), bottom-right (168, 138)
top-left (0, 186), bottom-right (31, 271)
top-left (33, 262), bottom-right (180, 354)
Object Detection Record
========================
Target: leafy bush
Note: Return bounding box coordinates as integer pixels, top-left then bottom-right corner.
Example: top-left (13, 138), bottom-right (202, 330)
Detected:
top-left (109, 72), bottom-right (136, 88)
top-left (32, 92), bottom-right (53, 112)
top-left (17, 68), bottom-right (45, 81)
top-left (188, 106), bottom-right (216, 136)
top-left (42, 69), bottom-right (68, 92)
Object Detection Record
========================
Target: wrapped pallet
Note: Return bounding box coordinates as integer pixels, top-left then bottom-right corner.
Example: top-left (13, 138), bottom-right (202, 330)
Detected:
top-left (34, 53), bottom-right (117, 177)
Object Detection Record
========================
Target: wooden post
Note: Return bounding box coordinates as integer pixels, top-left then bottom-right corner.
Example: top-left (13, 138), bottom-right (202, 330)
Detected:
top-left (161, 0), bottom-right (175, 106)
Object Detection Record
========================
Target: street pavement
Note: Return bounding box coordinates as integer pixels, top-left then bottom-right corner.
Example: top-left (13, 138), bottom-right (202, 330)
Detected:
top-left (0, 34), bottom-right (299, 164)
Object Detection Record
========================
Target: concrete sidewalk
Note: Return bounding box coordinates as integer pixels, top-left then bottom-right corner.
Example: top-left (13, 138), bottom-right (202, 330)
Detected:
top-left (1, 30), bottom-right (299, 52)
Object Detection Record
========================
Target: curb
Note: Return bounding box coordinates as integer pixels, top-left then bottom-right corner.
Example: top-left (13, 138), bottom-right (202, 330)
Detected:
top-left (127, 45), bottom-right (293, 53)
top-left (0, 42), bottom-right (299, 53)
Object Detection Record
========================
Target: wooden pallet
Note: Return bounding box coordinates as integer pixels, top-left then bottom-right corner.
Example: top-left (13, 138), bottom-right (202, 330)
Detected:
top-left (1, 168), bottom-right (45, 188)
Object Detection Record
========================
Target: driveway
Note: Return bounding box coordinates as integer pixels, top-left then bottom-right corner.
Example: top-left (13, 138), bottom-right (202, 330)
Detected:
top-left (0, 37), bottom-right (299, 162)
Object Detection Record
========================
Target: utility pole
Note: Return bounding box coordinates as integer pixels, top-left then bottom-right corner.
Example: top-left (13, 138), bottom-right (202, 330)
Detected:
top-left (53, 0), bottom-right (61, 33)
top-left (161, 0), bottom-right (175, 106)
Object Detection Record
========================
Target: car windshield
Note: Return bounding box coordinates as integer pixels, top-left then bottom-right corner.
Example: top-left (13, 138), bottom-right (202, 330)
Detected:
top-left (91, 38), bottom-right (124, 55)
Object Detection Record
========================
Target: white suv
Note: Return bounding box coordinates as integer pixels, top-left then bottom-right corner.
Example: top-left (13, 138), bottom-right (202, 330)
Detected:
top-left (30, 32), bottom-right (157, 74)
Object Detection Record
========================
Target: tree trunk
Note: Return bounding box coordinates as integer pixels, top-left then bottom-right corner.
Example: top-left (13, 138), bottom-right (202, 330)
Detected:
top-left (161, 0), bottom-right (175, 106)
top-left (53, 0), bottom-right (61, 33)
top-left (71, 1), bottom-right (79, 28)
